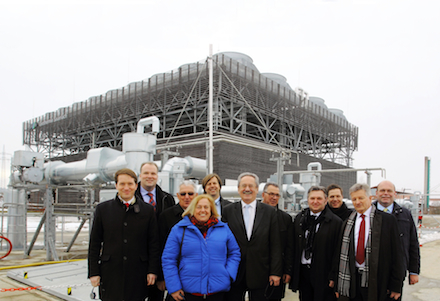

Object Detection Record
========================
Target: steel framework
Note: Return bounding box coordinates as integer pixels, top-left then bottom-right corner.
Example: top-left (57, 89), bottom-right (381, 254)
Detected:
top-left (23, 53), bottom-right (358, 166)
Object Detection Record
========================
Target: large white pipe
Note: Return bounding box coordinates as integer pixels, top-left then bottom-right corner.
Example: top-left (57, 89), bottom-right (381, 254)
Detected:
top-left (137, 116), bottom-right (160, 134)
top-left (161, 156), bottom-right (207, 178)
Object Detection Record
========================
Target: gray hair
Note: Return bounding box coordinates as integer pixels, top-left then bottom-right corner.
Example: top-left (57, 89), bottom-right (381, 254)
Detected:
top-left (179, 180), bottom-right (197, 192)
top-left (349, 183), bottom-right (371, 197)
top-left (263, 182), bottom-right (279, 192)
top-left (237, 172), bottom-right (259, 187)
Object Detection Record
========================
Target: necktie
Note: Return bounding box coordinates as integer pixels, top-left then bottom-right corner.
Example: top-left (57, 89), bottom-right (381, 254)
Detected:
top-left (148, 193), bottom-right (156, 208)
top-left (356, 214), bottom-right (366, 264)
top-left (243, 205), bottom-right (251, 240)
top-left (383, 208), bottom-right (388, 213)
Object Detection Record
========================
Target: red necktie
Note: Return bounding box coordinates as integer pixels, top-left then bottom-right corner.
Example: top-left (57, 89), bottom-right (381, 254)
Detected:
top-left (148, 193), bottom-right (156, 209)
top-left (356, 214), bottom-right (366, 264)
top-left (125, 203), bottom-right (130, 208)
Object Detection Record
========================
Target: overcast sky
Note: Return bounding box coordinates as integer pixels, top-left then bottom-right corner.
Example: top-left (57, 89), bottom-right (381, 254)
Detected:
top-left (0, 0), bottom-right (439, 194)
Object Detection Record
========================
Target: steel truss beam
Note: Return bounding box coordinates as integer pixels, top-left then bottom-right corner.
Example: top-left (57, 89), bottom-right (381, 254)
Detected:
top-left (23, 54), bottom-right (358, 166)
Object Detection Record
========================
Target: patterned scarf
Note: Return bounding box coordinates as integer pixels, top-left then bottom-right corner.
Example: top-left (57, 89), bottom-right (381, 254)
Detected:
top-left (301, 209), bottom-right (326, 260)
top-left (190, 216), bottom-right (218, 238)
top-left (338, 206), bottom-right (375, 297)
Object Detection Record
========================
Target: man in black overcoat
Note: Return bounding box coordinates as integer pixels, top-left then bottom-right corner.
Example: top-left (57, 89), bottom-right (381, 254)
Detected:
top-left (88, 168), bottom-right (160, 301)
top-left (290, 186), bottom-right (342, 301)
top-left (336, 183), bottom-right (404, 301)
top-left (374, 180), bottom-right (420, 299)
top-left (262, 182), bottom-right (294, 301)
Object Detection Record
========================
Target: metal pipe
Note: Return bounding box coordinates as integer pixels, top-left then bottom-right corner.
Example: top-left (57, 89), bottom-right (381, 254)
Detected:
top-left (208, 44), bottom-right (214, 174)
top-left (137, 116), bottom-right (160, 134)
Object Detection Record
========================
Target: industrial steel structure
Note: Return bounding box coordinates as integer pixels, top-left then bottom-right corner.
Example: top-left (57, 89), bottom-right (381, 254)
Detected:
top-left (23, 52), bottom-right (358, 167)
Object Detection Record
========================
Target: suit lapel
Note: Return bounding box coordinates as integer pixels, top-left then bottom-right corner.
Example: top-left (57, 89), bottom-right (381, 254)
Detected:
top-left (234, 202), bottom-right (248, 241)
top-left (251, 202), bottom-right (264, 240)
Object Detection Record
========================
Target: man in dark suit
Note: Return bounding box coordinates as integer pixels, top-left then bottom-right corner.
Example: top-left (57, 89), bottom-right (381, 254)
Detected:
top-left (222, 172), bottom-right (282, 301)
top-left (290, 186), bottom-right (342, 301)
top-left (202, 173), bottom-right (232, 216)
top-left (326, 184), bottom-right (353, 221)
top-left (374, 180), bottom-right (420, 298)
top-left (135, 162), bottom-right (175, 220)
top-left (336, 183), bottom-right (404, 301)
top-left (88, 168), bottom-right (159, 301)
top-left (157, 180), bottom-right (198, 300)
top-left (135, 161), bottom-right (175, 301)
top-left (262, 182), bottom-right (293, 301)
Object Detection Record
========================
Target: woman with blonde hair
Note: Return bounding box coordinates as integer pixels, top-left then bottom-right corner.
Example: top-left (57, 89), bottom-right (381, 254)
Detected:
top-left (162, 194), bottom-right (240, 301)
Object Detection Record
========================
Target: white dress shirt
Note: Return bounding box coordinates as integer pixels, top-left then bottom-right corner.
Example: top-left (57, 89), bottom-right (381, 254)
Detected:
top-left (241, 200), bottom-right (257, 240)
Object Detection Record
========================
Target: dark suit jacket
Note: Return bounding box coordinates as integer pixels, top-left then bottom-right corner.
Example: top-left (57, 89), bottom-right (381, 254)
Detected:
top-left (135, 184), bottom-right (175, 219)
top-left (88, 196), bottom-right (160, 301)
top-left (219, 196), bottom-right (232, 215)
top-left (290, 207), bottom-right (342, 300)
top-left (222, 201), bottom-right (282, 290)
top-left (157, 203), bottom-right (185, 281)
top-left (373, 201), bottom-right (420, 275)
top-left (338, 209), bottom-right (405, 301)
top-left (327, 203), bottom-right (353, 221)
top-left (277, 209), bottom-right (294, 277)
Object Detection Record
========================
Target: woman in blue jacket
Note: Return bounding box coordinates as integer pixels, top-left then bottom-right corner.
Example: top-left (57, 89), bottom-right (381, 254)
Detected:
top-left (162, 194), bottom-right (240, 301)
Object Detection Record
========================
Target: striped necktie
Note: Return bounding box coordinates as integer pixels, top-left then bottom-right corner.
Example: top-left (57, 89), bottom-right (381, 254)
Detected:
top-left (148, 193), bottom-right (156, 209)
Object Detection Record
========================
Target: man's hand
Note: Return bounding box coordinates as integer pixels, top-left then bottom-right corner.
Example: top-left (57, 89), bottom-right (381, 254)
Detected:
top-left (269, 275), bottom-right (281, 286)
top-left (147, 273), bottom-right (157, 286)
top-left (282, 274), bottom-right (291, 284)
top-left (329, 280), bottom-right (334, 288)
top-left (156, 280), bottom-right (166, 291)
top-left (389, 291), bottom-right (401, 300)
top-left (89, 276), bottom-right (100, 287)
top-left (335, 292), bottom-right (339, 299)
top-left (409, 274), bottom-right (419, 285)
top-left (171, 289), bottom-right (185, 300)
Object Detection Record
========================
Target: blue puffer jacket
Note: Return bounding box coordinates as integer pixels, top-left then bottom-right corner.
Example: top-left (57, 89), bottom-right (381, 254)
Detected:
top-left (162, 216), bottom-right (241, 295)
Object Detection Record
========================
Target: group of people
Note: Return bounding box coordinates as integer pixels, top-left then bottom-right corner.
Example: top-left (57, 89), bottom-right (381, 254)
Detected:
top-left (88, 164), bottom-right (420, 301)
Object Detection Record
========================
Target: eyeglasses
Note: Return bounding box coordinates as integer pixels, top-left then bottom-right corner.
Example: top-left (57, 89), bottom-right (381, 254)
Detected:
top-left (266, 192), bottom-right (281, 198)
top-left (179, 192), bottom-right (194, 196)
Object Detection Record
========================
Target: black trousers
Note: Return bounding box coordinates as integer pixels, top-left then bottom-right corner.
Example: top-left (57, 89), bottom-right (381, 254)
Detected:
top-left (225, 276), bottom-right (266, 301)
top-left (299, 265), bottom-right (336, 301)
top-left (350, 269), bottom-right (368, 301)
top-left (148, 285), bottom-right (165, 301)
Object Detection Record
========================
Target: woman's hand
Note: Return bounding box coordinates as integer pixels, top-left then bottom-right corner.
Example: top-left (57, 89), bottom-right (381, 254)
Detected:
top-left (171, 289), bottom-right (185, 301)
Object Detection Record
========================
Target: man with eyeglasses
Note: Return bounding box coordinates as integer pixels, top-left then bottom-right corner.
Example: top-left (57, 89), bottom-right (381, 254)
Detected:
top-left (222, 172), bottom-right (282, 301)
top-left (262, 183), bottom-right (293, 301)
top-left (290, 186), bottom-right (342, 301)
top-left (157, 180), bottom-right (198, 300)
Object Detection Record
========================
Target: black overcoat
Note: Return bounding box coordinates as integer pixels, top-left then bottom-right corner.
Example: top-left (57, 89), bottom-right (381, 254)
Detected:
top-left (338, 210), bottom-right (405, 301)
top-left (290, 207), bottom-right (342, 301)
top-left (88, 196), bottom-right (160, 301)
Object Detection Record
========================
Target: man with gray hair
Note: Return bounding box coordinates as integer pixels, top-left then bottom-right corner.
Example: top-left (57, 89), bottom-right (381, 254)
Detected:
top-left (157, 180), bottom-right (198, 300)
top-left (222, 173), bottom-right (282, 301)
top-left (335, 183), bottom-right (404, 301)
